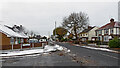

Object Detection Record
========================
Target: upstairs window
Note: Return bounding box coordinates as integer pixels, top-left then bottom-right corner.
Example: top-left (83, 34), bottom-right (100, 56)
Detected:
top-left (99, 30), bottom-right (102, 34)
top-left (104, 29), bottom-right (109, 34)
top-left (81, 34), bottom-right (82, 36)
top-left (110, 29), bottom-right (113, 34)
top-left (96, 31), bottom-right (97, 36)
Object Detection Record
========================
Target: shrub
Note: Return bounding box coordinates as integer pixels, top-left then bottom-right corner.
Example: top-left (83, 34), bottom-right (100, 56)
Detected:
top-left (61, 38), bottom-right (68, 42)
top-left (74, 40), bottom-right (80, 44)
top-left (88, 40), bottom-right (101, 45)
top-left (87, 40), bottom-right (94, 43)
top-left (101, 42), bottom-right (108, 45)
top-left (109, 38), bottom-right (120, 48)
top-left (60, 38), bottom-right (64, 42)
top-left (96, 41), bottom-right (101, 45)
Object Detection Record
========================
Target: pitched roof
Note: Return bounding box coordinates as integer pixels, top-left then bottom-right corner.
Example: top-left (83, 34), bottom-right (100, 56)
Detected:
top-left (79, 26), bottom-right (95, 34)
top-left (0, 24), bottom-right (28, 38)
top-left (96, 21), bottom-right (120, 31)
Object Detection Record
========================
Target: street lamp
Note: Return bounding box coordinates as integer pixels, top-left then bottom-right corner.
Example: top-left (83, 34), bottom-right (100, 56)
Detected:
top-left (11, 37), bottom-right (14, 50)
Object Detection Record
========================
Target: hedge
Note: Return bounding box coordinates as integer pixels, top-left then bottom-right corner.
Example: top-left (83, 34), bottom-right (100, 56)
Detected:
top-left (109, 38), bottom-right (120, 48)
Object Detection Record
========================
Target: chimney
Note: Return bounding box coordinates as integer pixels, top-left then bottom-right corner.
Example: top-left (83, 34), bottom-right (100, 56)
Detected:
top-left (110, 18), bottom-right (114, 23)
top-left (20, 25), bottom-right (22, 28)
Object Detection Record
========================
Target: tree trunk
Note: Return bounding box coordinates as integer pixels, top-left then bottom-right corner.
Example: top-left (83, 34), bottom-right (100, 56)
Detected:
top-left (74, 25), bottom-right (77, 40)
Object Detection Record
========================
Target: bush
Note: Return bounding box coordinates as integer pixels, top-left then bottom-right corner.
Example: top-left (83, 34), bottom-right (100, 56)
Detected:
top-left (74, 40), bottom-right (80, 44)
top-left (101, 42), bottom-right (108, 45)
top-left (87, 40), bottom-right (94, 43)
top-left (61, 38), bottom-right (68, 42)
top-left (109, 38), bottom-right (120, 48)
top-left (96, 41), bottom-right (101, 45)
top-left (87, 40), bottom-right (101, 45)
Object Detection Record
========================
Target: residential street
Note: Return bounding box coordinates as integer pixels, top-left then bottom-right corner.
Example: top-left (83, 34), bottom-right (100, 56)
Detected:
top-left (1, 42), bottom-right (120, 67)
top-left (2, 50), bottom-right (80, 66)
top-left (57, 42), bottom-right (120, 66)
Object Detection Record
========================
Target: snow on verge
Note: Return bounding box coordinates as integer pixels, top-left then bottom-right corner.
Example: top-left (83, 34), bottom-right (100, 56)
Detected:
top-left (81, 46), bottom-right (118, 53)
top-left (0, 44), bottom-right (69, 57)
top-left (0, 49), bottom-right (44, 57)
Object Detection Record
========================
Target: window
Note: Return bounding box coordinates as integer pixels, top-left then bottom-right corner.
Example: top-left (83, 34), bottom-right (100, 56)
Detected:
top-left (104, 36), bottom-right (109, 42)
top-left (81, 34), bottom-right (82, 36)
top-left (83, 34), bottom-right (85, 36)
top-left (117, 28), bottom-right (119, 34)
top-left (10, 37), bottom-right (14, 44)
top-left (110, 29), bottom-right (113, 34)
top-left (96, 31), bottom-right (97, 36)
top-left (99, 30), bottom-right (102, 34)
top-left (21, 38), bottom-right (24, 43)
top-left (15, 37), bottom-right (18, 44)
top-left (104, 29), bottom-right (108, 34)
top-left (82, 38), bottom-right (86, 41)
top-left (18, 38), bottom-right (21, 44)
top-left (98, 36), bottom-right (102, 41)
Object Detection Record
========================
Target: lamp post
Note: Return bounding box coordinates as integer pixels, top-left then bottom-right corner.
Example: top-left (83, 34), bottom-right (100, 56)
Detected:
top-left (11, 37), bottom-right (14, 50)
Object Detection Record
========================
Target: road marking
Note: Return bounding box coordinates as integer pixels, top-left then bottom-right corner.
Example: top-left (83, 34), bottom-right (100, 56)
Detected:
top-left (100, 53), bottom-right (119, 60)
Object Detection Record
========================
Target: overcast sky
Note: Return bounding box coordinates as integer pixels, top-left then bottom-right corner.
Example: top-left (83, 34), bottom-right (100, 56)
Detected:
top-left (0, 0), bottom-right (119, 36)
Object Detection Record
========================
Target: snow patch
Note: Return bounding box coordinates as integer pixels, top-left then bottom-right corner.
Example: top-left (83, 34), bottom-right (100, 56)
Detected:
top-left (81, 46), bottom-right (118, 53)
top-left (0, 49), bottom-right (44, 57)
top-left (0, 44), bottom-right (68, 57)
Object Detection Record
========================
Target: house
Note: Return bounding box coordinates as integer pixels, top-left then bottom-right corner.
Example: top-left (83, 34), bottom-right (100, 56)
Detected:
top-left (39, 36), bottom-right (47, 42)
top-left (79, 26), bottom-right (99, 42)
top-left (95, 18), bottom-right (120, 42)
top-left (0, 24), bottom-right (29, 50)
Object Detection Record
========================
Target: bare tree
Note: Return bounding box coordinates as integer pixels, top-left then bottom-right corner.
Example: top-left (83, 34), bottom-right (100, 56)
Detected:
top-left (62, 12), bottom-right (89, 40)
top-left (30, 31), bottom-right (34, 38)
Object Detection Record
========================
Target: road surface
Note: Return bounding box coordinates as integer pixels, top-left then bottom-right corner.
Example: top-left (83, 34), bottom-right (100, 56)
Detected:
top-left (1, 42), bottom-right (120, 68)
top-left (57, 42), bottom-right (120, 66)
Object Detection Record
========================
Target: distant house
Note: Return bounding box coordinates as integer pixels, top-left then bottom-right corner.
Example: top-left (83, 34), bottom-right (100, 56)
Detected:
top-left (79, 26), bottom-right (99, 42)
top-left (95, 18), bottom-right (120, 42)
top-left (0, 24), bottom-right (29, 50)
top-left (39, 36), bottom-right (47, 42)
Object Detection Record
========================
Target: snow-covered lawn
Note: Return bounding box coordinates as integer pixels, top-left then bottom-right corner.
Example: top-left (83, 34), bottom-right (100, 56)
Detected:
top-left (0, 44), bottom-right (69, 57)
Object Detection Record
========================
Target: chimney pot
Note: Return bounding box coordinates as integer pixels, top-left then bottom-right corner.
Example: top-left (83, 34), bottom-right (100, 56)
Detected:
top-left (110, 18), bottom-right (114, 22)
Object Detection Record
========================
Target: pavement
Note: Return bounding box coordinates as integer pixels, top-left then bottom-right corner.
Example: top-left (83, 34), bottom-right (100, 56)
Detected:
top-left (71, 43), bottom-right (120, 53)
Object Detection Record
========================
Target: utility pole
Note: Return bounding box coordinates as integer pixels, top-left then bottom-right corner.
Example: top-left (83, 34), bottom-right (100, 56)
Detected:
top-left (55, 21), bottom-right (56, 42)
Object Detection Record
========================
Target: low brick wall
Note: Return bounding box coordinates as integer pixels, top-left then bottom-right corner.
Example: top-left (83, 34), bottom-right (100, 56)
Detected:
top-left (0, 42), bottom-right (48, 50)
top-left (1, 44), bottom-right (21, 50)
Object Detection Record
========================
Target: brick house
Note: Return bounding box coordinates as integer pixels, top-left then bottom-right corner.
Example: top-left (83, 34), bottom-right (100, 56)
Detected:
top-left (95, 18), bottom-right (120, 42)
top-left (79, 26), bottom-right (99, 42)
top-left (0, 24), bottom-right (29, 50)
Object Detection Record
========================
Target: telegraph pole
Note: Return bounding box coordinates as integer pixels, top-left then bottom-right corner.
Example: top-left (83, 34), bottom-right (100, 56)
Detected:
top-left (55, 21), bottom-right (56, 41)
